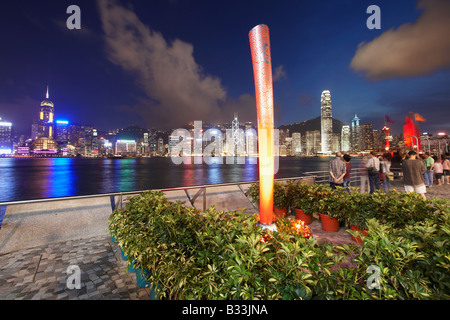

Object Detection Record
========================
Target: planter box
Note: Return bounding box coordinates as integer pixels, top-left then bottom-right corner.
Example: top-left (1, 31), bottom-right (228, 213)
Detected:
top-left (136, 268), bottom-right (159, 300)
top-left (136, 268), bottom-right (152, 287)
top-left (127, 259), bottom-right (138, 273)
top-left (274, 206), bottom-right (288, 219)
top-left (319, 213), bottom-right (340, 232)
top-left (294, 208), bottom-right (312, 225)
top-left (350, 225), bottom-right (368, 243)
top-left (119, 246), bottom-right (127, 261)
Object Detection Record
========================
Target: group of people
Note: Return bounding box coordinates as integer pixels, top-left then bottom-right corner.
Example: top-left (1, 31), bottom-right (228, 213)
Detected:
top-left (401, 151), bottom-right (450, 200)
top-left (329, 151), bottom-right (392, 194)
top-left (328, 150), bottom-right (450, 201)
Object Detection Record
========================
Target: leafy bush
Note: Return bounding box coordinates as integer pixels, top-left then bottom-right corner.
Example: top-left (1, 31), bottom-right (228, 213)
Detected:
top-left (273, 181), bottom-right (290, 208)
top-left (109, 188), bottom-right (450, 300)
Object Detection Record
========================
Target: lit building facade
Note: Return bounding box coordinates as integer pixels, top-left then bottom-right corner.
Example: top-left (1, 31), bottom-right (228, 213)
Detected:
top-left (115, 140), bottom-right (137, 155)
top-left (305, 130), bottom-right (321, 156)
top-left (341, 125), bottom-right (351, 152)
top-left (32, 137), bottom-right (58, 155)
top-left (0, 117), bottom-right (13, 155)
top-left (360, 123), bottom-right (374, 151)
top-left (320, 90), bottom-right (333, 154)
top-left (55, 120), bottom-right (69, 143)
top-left (351, 114), bottom-right (361, 151)
top-left (292, 132), bottom-right (302, 155)
top-left (37, 87), bottom-right (55, 140)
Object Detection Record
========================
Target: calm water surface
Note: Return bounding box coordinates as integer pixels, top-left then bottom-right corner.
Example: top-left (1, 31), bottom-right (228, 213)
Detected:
top-left (0, 157), bottom-right (361, 202)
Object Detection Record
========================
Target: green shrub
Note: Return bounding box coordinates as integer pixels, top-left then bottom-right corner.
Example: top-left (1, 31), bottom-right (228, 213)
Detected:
top-left (109, 188), bottom-right (450, 300)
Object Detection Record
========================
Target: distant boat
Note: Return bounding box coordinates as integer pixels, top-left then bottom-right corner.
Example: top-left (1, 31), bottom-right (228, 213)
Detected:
top-left (107, 155), bottom-right (125, 159)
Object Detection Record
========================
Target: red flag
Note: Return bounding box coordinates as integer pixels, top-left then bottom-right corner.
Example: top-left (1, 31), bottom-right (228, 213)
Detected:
top-left (414, 113), bottom-right (426, 122)
top-left (384, 115), bottom-right (394, 123)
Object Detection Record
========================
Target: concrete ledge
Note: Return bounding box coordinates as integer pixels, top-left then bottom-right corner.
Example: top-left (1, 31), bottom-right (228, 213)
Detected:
top-left (0, 197), bottom-right (112, 255)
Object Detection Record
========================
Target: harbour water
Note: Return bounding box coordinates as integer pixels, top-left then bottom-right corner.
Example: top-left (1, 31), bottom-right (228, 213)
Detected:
top-left (0, 156), bottom-right (362, 202)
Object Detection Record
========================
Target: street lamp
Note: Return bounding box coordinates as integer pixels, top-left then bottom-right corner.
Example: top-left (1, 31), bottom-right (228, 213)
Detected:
top-left (437, 132), bottom-right (448, 156)
top-left (421, 132), bottom-right (432, 154)
top-left (406, 135), bottom-right (419, 152)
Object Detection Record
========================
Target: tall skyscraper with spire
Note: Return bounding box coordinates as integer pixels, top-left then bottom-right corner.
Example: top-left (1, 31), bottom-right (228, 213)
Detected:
top-left (320, 90), bottom-right (333, 154)
top-left (36, 86), bottom-right (55, 139)
top-left (351, 114), bottom-right (360, 151)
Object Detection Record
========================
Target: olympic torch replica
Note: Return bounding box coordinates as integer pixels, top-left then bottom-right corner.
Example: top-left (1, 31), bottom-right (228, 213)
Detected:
top-left (249, 24), bottom-right (275, 226)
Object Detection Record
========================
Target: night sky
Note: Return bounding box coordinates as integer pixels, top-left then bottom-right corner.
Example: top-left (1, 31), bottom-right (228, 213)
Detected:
top-left (0, 0), bottom-right (449, 136)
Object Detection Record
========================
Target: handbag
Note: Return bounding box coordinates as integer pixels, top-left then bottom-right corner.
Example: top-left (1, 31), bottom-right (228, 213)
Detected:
top-left (368, 166), bottom-right (379, 177)
top-left (386, 172), bottom-right (394, 181)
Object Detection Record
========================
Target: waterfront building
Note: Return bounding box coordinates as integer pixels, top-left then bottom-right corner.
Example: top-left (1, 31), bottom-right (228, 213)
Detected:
top-left (36, 86), bottom-right (55, 140)
top-left (351, 114), bottom-right (361, 151)
top-left (341, 125), bottom-right (351, 152)
top-left (292, 132), bottom-right (302, 155)
top-left (360, 123), bottom-right (374, 151)
top-left (0, 117), bottom-right (13, 155)
top-left (320, 90), bottom-right (333, 154)
top-left (115, 139), bottom-right (137, 156)
top-left (331, 133), bottom-right (341, 153)
top-left (55, 120), bottom-right (69, 144)
top-left (157, 137), bottom-right (165, 156)
top-left (305, 130), bottom-right (321, 156)
top-left (32, 137), bottom-right (58, 155)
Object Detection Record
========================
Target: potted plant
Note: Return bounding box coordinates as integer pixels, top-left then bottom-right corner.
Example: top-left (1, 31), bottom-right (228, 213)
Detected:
top-left (247, 182), bottom-right (260, 207)
top-left (313, 185), bottom-right (346, 232)
top-left (273, 182), bottom-right (289, 218)
top-left (289, 182), bottom-right (313, 225)
top-left (345, 192), bottom-right (373, 243)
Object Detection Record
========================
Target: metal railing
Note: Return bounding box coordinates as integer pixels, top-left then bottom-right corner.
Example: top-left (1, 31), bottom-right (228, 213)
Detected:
top-left (0, 176), bottom-right (315, 218)
top-left (304, 167), bottom-right (366, 186)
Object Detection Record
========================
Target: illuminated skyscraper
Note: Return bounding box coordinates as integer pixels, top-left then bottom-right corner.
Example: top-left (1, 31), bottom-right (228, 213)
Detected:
top-left (0, 117), bottom-right (13, 155)
top-left (360, 123), bottom-right (374, 150)
top-left (351, 114), bottom-right (361, 151)
top-left (341, 125), bottom-right (351, 152)
top-left (305, 130), bottom-right (321, 156)
top-left (320, 90), bottom-right (333, 154)
top-left (292, 132), bottom-right (302, 155)
top-left (37, 86), bottom-right (55, 139)
top-left (55, 120), bottom-right (69, 143)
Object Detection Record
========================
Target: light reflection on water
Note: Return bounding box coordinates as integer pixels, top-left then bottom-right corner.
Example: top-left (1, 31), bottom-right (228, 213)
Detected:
top-left (0, 157), bottom-right (359, 202)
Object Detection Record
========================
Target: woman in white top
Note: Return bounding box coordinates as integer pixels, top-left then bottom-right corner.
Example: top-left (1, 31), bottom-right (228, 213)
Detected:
top-left (380, 154), bottom-right (392, 192)
top-left (433, 156), bottom-right (443, 186)
top-left (443, 155), bottom-right (450, 184)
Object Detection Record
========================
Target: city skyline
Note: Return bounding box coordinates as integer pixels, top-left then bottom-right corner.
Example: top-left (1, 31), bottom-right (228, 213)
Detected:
top-left (0, 0), bottom-right (449, 136)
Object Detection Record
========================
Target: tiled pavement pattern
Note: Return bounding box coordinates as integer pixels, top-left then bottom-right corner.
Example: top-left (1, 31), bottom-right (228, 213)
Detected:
top-left (1, 181), bottom-right (448, 300)
top-left (389, 180), bottom-right (450, 201)
top-left (0, 235), bottom-right (152, 300)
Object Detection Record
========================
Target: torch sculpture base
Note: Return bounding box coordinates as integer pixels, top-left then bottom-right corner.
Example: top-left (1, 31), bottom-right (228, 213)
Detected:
top-left (258, 223), bottom-right (278, 232)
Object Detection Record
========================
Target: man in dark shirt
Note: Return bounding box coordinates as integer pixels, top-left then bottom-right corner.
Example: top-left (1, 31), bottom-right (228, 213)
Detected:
top-left (402, 150), bottom-right (426, 200)
top-left (329, 152), bottom-right (346, 189)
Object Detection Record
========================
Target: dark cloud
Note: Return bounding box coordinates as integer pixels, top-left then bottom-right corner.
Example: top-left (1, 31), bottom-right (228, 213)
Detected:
top-left (273, 65), bottom-right (287, 82)
top-left (97, 0), bottom-right (257, 129)
top-left (296, 93), bottom-right (315, 108)
top-left (350, 0), bottom-right (450, 81)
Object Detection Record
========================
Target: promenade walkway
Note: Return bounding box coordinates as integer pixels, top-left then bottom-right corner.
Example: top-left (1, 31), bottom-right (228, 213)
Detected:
top-left (1, 179), bottom-right (449, 300)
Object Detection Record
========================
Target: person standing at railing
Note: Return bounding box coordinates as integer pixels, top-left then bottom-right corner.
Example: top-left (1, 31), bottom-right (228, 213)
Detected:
top-left (366, 151), bottom-right (381, 194)
top-left (402, 150), bottom-right (426, 200)
top-left (359, 156), bottom-right (370, 193)
top-left (380, 154), bottom-right (392, 193)
top-left (342, 154), bottom-right (352, 191)
top-left (442, 154), bottom-right (450, 184)
top-left (423, 152), bottom-right (434, 188)
top-left (329, 152), bottom-right (346, 190)
top-left (433, 155), bottom-right (443, 186)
